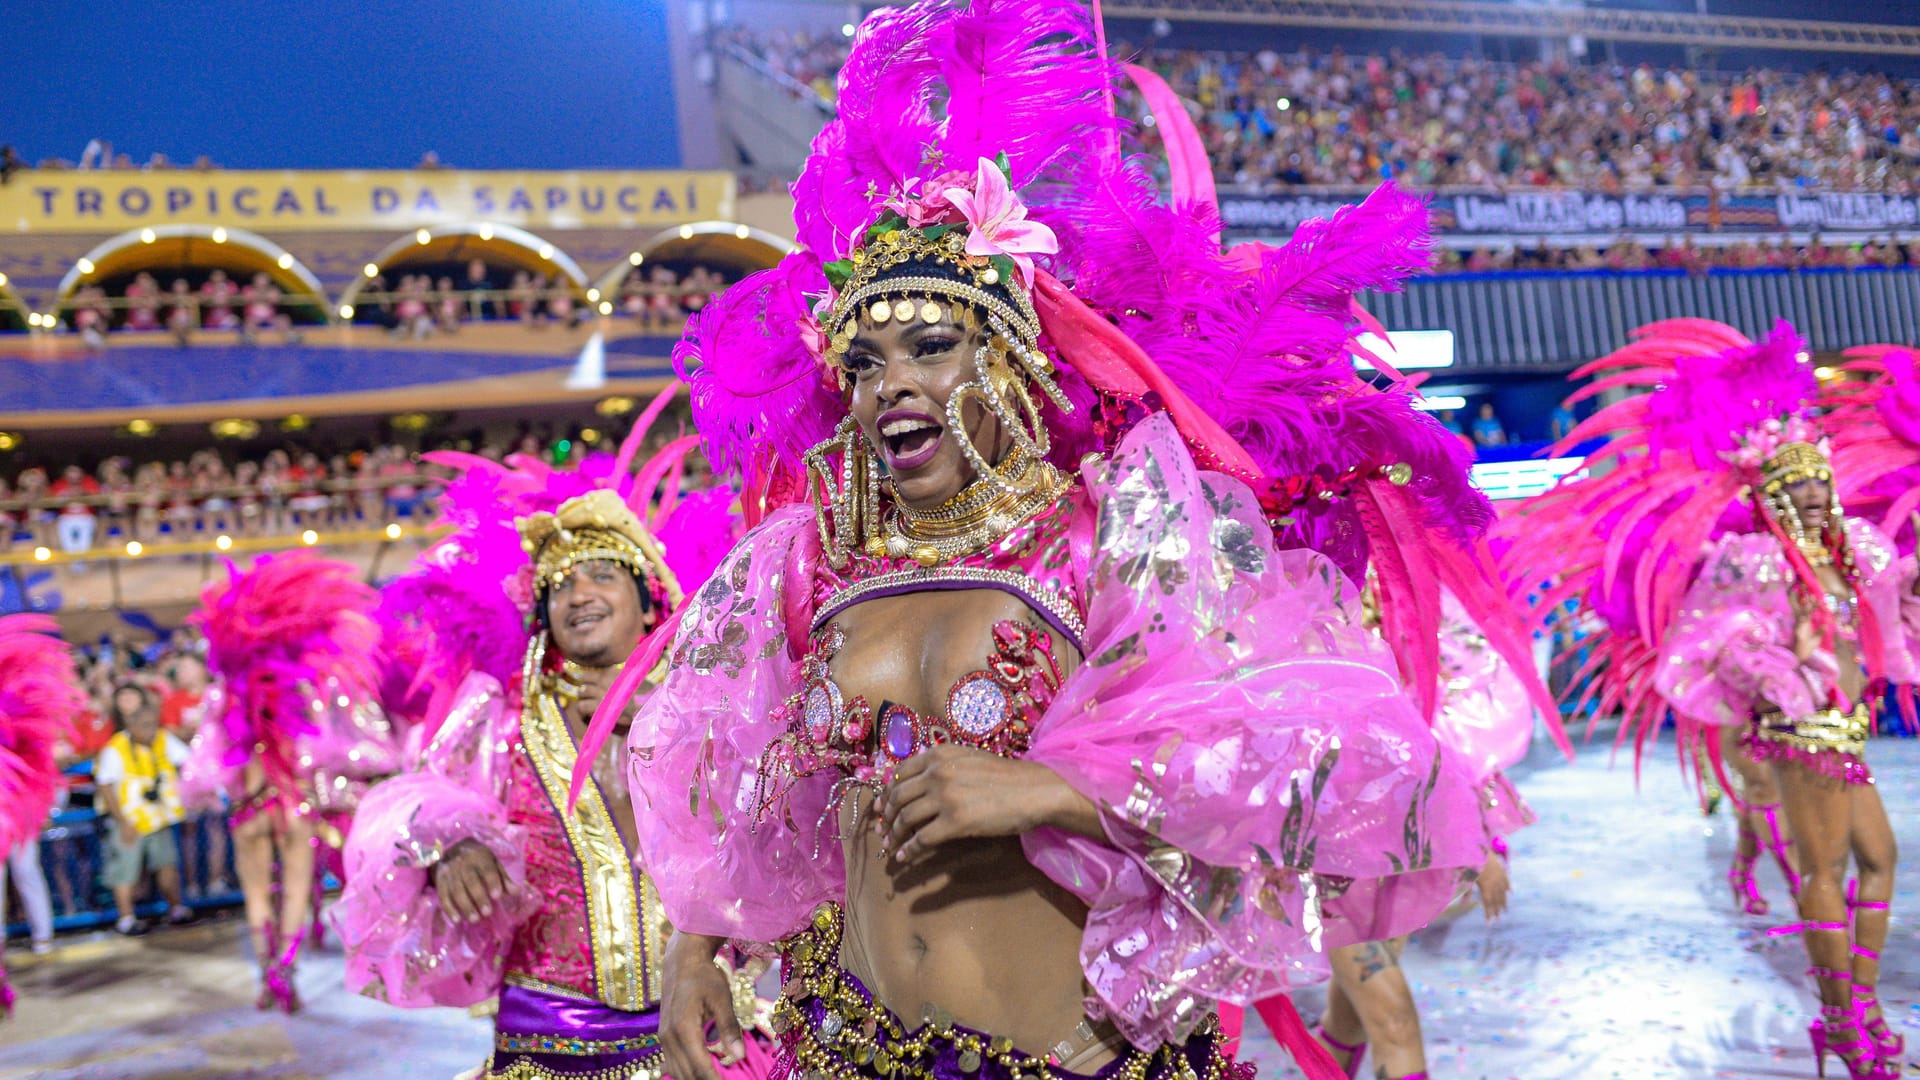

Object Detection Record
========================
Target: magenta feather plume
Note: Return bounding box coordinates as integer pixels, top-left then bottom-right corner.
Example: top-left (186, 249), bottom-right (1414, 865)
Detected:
top-left (194, 554), bottom-right (381, 800)
top-left (1824, 345), bottom-right (1920, 551)
top-left (1502, 317), bottom-right (1823, 780)
top-left (0, 615), bottom-right (83, 852)
top-left (376, 522), bottom-right (528, 731)
top-left (792, 6), bottom-right (943, 257)
top-left (931, 0), bottom-right (1118, 190)
top-left (654, 485), bottom-right (744, 598)
top-left (675, 252), bottom-right (839, 488)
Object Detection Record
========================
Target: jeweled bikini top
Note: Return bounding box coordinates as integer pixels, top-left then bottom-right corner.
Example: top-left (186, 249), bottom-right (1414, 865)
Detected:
top-left (749, 484), bottom-right (1093, 821)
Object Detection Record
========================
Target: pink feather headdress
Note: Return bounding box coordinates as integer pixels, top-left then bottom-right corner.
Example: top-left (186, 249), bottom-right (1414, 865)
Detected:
top-left (1822, 344), bottom-right (1920, 554)
top-left (0, 615), bottom-right (83, 853)
top-left (1501, 318), bottom-right (1853, 777)
top-left (678, 0), bottom-right (1547, 737)
top-left (194, 553), bottom-right (382, 801)
top-left (682, 1), bottom-right (1471, 534)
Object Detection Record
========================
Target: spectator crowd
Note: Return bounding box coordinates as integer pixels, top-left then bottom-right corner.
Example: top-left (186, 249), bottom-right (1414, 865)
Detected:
top-left (4, 634), bottom-right (229, 942)
top-left (0, 426), bottom-right (674, 557)
top-left (731, 30), bottom-right (1920, 193)
top-left (0, 444), bottom-right (442, 555)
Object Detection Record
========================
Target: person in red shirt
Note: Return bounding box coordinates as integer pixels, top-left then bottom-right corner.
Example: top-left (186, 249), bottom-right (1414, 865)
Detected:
top-left (50, 465), bottom-right (101, 554)
top-left (157, 652), bottom-right (209, 734)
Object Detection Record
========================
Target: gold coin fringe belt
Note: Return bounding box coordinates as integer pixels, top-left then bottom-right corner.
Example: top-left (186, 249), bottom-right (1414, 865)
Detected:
top-left (1745, 705), bottom-right (1875, 785)
top-left (772, 903), bottom-right (1251, 1080)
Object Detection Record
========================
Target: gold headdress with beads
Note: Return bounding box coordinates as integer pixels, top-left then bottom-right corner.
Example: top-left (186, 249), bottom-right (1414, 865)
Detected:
top-left (515, 489), bottom-right (683, 609)
top-left (1760, 441), bottom-right (1833, 490)
top-left (822, 225), bottom-right (1042, 365)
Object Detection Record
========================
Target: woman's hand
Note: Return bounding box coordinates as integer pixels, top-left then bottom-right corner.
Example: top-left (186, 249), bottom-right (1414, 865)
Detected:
top-left (658, 932), bottom-right (744, 1080)
top-left (1792, 599), bottom-right (1820, 662)
top-left (1475, 853), bottom-right (1511, 922)
top-left (430, 838), bottom-right (508, 923)
top-left (874, 745), bottom-right (1101, 862)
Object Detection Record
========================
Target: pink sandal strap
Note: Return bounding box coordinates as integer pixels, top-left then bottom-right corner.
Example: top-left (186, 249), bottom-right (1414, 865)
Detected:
top-left (1317, 1025), bottom-right (1367, 1056)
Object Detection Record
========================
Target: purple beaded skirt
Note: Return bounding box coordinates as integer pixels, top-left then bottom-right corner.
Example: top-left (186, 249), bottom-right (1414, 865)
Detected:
top-left (487, 982), bottom-right (665, 1079)
top-left (770, 904), bottom-right (1253, 1080)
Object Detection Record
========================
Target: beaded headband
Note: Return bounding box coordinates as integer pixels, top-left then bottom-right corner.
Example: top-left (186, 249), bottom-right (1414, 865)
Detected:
top-left (516, 489), bottom-right (683, 608)
top-left (1761, 441), bottom-right (1833, 489)
top-left (823, 226), bottom-right (1041, 365)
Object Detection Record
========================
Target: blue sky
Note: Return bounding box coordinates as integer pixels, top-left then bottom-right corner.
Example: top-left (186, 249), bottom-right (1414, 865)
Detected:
top-left (3, 0), bottom-right (681, 169)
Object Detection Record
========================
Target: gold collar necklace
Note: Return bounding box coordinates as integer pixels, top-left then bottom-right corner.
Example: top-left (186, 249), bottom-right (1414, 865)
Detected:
top-left (880, 449), bottom-right (1067, 567)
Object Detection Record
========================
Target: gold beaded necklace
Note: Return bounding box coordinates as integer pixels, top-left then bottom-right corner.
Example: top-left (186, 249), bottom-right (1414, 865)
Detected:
top-left (879, 448), bottom-right (1067, 567)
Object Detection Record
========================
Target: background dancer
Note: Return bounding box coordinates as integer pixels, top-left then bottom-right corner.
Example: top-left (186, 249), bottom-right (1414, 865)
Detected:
top-left (0, 616), bottom-right (84, 1018)
top-left (1512, 319), bottom-right (1920, 1080)
top-left (335, 409), bottom-right (762, 1080)
top-left (181, 553), bottom-right (395, 1014)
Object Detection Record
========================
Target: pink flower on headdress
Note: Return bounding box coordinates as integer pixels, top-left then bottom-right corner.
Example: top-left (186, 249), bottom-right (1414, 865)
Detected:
top-left (505, 564), bottom-right (536, 615)
top-left (943, 158), bottom-right (1057, 288)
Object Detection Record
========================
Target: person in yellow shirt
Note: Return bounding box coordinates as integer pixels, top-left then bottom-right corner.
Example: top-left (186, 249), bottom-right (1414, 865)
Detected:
top-left (94, 684), bottom-right (193, 935)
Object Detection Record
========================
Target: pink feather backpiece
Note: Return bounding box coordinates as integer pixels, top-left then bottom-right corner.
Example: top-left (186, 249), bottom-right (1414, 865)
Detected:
top-left (193, 553), bottom-right (382, 802)
top-left (0, 615), bottom-right (83, 853)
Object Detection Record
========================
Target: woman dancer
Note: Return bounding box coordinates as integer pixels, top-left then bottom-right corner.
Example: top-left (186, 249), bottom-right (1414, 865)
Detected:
top-left (1515, 319), bottom-right (1920, 1080)
top-left (607, 5), bottom-right (1500, 1080)
top-left (0, 616), bottom-right (83, 1017)
top-left (182, 553), bottom-right (396, 1014)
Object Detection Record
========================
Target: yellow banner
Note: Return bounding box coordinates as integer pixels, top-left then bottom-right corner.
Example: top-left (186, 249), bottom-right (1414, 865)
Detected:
top-left (1, 170), bottom-right (737, 233)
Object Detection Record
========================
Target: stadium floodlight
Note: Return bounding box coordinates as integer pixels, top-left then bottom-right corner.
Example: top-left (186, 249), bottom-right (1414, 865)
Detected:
top-left (1470, 458), bottom-right (1585, 502)
top-left (1410, 395), bottom-right (1467, 412)
top-left (1352, 328), bottom-right (1454, 371)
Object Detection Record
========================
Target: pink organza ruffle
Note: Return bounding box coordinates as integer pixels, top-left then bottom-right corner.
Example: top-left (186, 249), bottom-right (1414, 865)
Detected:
top-left (1020, 418), bottom-right (1485, 1042)
top-left (628, 414), bottom-right (1485, 1051)
top-left (179, 683), bottom-right (242, 812)
top-left (1656, 522), bottom-right (1920, 731)
top-left (333, 674), bottom-right (538, 1008)
top-left (1430, 596), bottom-right (1536, 786)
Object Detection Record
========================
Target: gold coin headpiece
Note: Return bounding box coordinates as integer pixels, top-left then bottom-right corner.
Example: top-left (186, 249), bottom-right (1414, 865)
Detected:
top-left (515, 489), bottom-right (683, 609)
top-left (823, 225), bottom-right (1041, 365)
top-left (1760, 441), bottom-right (1832, 490)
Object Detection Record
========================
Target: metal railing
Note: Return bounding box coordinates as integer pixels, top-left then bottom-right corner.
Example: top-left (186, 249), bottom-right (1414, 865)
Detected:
top-left (1363, 266), bottom-right (1920, 370)
top-left (7, 771), bottom-right (240, 940)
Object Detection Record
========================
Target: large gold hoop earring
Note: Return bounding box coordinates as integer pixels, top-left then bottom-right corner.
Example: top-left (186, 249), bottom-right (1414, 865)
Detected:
top-left (802, 416), bottom-right (881, 567)
top-left (946, 346), bottom-right (1051, 495)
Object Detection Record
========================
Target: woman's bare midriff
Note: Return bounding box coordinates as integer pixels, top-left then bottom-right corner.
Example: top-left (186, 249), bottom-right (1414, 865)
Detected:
top-left (825, 588), bottom-right (1115, 1065)
top-left (1815, 565), bottom-right (1867, 703)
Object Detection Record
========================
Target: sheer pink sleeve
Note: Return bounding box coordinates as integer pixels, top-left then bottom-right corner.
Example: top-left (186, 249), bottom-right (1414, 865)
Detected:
top-left (1021, 414), bottom-right (1487, 1050)
top-left (1431, 597), bottom-right (1536, 787)
top-left (333, 672), bottom-right (539, 1007)
top-left (1655, 533), bottom-right (1827, 725)
top-left (178, 683), bottom-right (238, 811)
top-left (1851, 518), bottom-right (1920, 685)
top-left (625, 507), bottom-right (840, 946)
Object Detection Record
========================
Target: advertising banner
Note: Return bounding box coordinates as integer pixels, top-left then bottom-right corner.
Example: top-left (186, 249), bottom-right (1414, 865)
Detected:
top-left (1, 170), bottom-right (738, 233)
